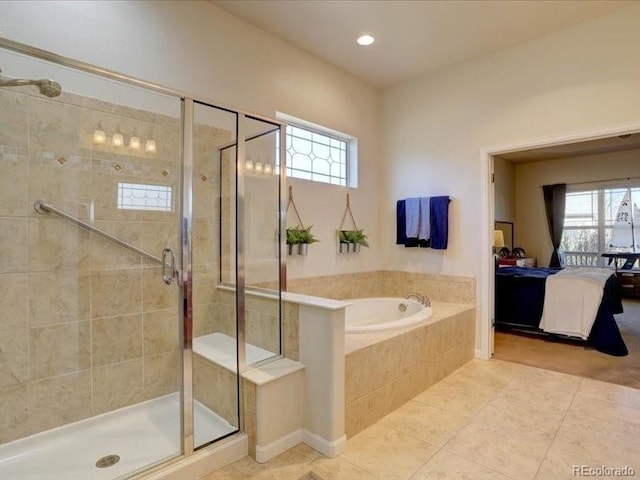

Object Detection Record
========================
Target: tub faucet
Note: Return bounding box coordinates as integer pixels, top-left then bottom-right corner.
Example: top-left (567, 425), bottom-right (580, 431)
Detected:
top-left (405, 293), bottom-right (430, 306)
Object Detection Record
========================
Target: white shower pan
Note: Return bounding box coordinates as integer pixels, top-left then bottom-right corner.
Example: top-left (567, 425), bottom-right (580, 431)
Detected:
top-left (0, 393), bottom-right (235, 480)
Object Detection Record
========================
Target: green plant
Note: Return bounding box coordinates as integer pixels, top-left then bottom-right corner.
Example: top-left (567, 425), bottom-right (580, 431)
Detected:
top-left (341, 229), bottom-right (369, 247)
top-left (287, 226), bottom-right (319, 245)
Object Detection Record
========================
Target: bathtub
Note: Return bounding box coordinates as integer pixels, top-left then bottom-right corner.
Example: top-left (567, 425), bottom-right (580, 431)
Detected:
top-left (345, 297), bottom-right (433, 334)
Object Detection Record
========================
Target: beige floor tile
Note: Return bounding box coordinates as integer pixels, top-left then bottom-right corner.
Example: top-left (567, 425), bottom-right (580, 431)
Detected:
top-left (378, 399), bottom-right (469, 447)
top-left (473, 394), bottom-right (564, 443)
top-left (564, 394), bottom-right (640, 439)
top-left (410, 450), bottom-right (512, 480)
top-left (493, 380), bottom-right (575, 415)
top-left (444, 418), bottom-right (550, 480)
top-left (309, 456), bottom-right (380, 480)
top-left (212, 444), bottom-right (318, 480)
top-left (452, 358), bottom-right (522, 389)
top-left (510, 365), bottom-right (583, 394)
top-left (343, 423), bottom-right (439, 480)
top-left (577, 378), bottom-right (640, 410)
top-left (548, 420), bottom-right (640, 473)
top-left (535, 454), bottom-right (627, 480)
top-left (413, 374), bottom-right (497, 417)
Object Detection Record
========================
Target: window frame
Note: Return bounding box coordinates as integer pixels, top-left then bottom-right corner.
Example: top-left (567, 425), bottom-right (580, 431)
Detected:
top-left (562, 182), bottom-right (640, 267)
top-left (276, 112), bottom-right (357, 188)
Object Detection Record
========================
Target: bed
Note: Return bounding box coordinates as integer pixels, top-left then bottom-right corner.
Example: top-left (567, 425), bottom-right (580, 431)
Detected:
top-left (495, 266), bottom-right (628, 356)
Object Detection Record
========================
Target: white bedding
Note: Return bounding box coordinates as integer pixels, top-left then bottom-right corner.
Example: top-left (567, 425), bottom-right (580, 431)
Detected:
top-left (539, 267), bottom-right (612, 339)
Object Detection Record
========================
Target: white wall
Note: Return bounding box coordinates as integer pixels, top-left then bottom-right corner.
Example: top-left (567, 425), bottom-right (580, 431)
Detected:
top-left (515, 149), bottom-right (640, 266)
top-left (0, 0), bottom-right (383, 279)
top-left (381, 4), bottom-right (640, 349)
top-left (493, 156), bottom-right (515, 224)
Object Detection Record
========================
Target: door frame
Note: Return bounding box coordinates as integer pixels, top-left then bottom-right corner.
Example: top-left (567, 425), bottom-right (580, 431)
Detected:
top-left (478, 120), bottom-right (640, 360)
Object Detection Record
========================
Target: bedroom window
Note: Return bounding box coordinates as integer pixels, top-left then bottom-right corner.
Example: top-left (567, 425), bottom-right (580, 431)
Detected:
top-left (561, 186), bottom-right (640, 266)
top-left (275, 112), bottom-right (357, 188)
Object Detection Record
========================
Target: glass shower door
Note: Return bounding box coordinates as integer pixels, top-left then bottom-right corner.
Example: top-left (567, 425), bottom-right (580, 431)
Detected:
top-left (191, 101), bottom-right (241, 448)
top-left (0, 46), bottom-right (183, 479)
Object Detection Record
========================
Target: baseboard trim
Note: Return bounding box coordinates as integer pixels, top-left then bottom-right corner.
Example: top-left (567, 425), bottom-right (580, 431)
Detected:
top-left (302, 430), bottom-right (346, 458)
top-left (475, 349), bottom-right (491, 360)
top-left (255, 429), bottom-right (304, 464)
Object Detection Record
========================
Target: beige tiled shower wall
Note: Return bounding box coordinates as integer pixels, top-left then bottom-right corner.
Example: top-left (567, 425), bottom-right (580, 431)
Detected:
top-left (0, 87), bottom-right (228, 443)
top-left (282, 270), bottom-right (475, 305)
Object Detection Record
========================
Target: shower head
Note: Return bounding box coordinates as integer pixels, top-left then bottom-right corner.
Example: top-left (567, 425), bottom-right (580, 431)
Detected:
top-left (0, 67), bottom-right (62, 98)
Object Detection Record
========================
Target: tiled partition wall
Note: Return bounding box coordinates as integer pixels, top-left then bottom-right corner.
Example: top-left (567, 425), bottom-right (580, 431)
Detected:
top-left (203, 288), bottom-right (299, 360)
top-left (0, 87), bottom-right (227, 443)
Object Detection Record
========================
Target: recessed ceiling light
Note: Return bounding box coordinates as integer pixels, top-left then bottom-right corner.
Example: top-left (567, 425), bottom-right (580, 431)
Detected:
top-left (357, 35), bottom-right (375, 46)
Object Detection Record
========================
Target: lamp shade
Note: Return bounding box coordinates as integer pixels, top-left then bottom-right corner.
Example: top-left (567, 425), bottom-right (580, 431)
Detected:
top-left (494, 230), bottom-right (505, 248)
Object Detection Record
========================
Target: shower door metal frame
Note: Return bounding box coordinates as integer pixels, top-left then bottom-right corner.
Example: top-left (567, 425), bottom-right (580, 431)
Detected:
top-left (0, 35), bottom-right (287, 477)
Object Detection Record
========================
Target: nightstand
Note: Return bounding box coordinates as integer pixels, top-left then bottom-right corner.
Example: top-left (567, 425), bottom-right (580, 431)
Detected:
top-left (498, 257), bottom-right (537, 268)
top-left (616, 271), bottom-right (640, 298)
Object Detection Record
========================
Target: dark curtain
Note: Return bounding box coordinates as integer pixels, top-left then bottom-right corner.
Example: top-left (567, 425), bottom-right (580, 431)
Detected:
top-left (542, 183), bottom-right (567, 268)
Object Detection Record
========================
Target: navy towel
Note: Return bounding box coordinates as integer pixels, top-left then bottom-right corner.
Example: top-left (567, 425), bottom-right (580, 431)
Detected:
top-left (429, 196), bottom-right (450, 249)
top-left (396, 200), bottom-right (406, 245)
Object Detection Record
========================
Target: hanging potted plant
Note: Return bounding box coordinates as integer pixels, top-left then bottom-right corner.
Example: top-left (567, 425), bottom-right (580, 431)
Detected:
top-left (339, 229), bottom-right (369, 253)
top-left (337, 193), bottom-right (368, 254)
top-left (287, 225), bottom-right (319, 256)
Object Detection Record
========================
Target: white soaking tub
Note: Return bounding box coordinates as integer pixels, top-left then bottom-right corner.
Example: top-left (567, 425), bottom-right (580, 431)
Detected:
top-left (345, 297), bottom-right (432, 334)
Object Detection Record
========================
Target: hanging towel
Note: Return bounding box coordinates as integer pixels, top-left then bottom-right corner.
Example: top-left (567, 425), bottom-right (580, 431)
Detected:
top-left (404, 197), bottom-right (421, 247)
top-left (430, 196), bottom-right (450, 249)
top-left (405, 197), bottom-right (420, 237)
top-left (396, 200), bottom-right (406, 245)
top-left (418, 197), bottom-right (431, 247)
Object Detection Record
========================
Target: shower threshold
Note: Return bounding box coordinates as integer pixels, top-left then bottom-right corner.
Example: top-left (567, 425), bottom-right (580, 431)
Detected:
top-left (0, 393), bottom-right (236, 480)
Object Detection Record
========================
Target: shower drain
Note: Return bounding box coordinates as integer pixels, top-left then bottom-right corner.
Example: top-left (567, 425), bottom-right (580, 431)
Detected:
top-left (95, 455), bottom-right (120, 468)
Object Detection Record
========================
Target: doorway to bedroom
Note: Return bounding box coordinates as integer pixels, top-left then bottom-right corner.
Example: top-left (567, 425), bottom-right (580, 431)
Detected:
top-left (489, 133), bottom-right (640, 389)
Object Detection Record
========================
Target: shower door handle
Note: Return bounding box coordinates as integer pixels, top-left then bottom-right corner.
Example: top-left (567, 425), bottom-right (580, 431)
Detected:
top-left (162, 247), bottom-right (175, 285)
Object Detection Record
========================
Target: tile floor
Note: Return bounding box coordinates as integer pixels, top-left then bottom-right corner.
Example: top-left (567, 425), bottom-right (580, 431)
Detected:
top-left (200, 359), bottom-right (640, 480)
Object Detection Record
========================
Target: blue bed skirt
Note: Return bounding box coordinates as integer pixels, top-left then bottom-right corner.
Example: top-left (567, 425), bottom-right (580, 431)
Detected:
top-left (495, 267), bottom-right (628, 357)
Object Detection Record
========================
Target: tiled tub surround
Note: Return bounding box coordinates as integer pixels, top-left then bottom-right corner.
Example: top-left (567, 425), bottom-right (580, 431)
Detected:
top-left (345, 302), bottom-right (476, 437)
top-left (0, 86), bottom-right (230, 444)
top-left (264, 270), bottom-right (476, 305)
top-left (252, 272), bottom-right (476, 439)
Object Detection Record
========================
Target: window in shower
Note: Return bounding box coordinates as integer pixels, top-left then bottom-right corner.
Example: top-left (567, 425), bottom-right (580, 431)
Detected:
top-left (117, 182), bottom-right (172, 211)
top-left (275, 112), bottom-right (358, 187)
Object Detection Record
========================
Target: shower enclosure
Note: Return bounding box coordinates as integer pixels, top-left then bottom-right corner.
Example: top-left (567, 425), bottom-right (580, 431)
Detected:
top-left (0, 38), bottom-right (285, 479)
